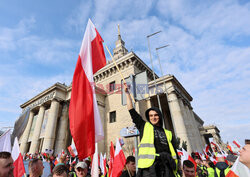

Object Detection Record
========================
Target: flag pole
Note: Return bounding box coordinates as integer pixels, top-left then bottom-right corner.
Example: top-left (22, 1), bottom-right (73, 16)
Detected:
top-left (125, 165), bottom-right (132, 177)
top-left (104, 44), bottom-right (136, 103)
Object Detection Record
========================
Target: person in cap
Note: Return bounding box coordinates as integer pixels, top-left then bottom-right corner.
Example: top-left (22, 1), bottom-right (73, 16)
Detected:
top-left (239, 139), bottom-right (250, 169)
top-left (0, 151), bottom-right (14, 177)
top-left (124, 84), bottom-right (178, 177)
top-left (226, 154), bottom-right (237, 168)
top-left (120, 156), bottom-right (136, 177)
top-left (74, 162), bottom-right (89, 177)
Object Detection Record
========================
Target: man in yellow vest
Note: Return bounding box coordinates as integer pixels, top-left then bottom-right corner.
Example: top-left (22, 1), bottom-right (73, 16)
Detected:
top-left (204, 160), bottom-right (216, 177)
top-left (215, 155), bottom-right (230, 177)
top-left (124, 84), bottom-right (178, 177)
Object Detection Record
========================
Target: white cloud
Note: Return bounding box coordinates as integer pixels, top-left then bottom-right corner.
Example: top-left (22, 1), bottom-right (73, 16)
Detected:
top-left (157, 0), bottom-right (250, 37)
top-left (0, 17), bottom-right (35, 51)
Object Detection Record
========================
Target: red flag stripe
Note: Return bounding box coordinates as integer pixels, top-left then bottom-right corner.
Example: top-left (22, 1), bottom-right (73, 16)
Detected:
top-left (226, 170), bottom-right (239, 177)
top-left (12, 138), bottom-right (25, 177)
top-left (232, 140), bottom-right (241, 148)
top-left (13, 154), bottom-right (26, 177)
top-left (108, 141), bottom-right (115, 177)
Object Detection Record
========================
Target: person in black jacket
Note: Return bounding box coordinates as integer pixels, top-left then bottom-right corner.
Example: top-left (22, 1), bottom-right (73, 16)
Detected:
top-left (120, 156), bottom-right (136, 177)
top-left (124, 84), bottom-right (178, 177)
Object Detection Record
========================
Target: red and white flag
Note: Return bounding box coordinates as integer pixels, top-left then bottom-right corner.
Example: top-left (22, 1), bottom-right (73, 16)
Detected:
top-left (69, 19), bottom-right (106, 160)
top-left (12, 137), bottom-right (25, 177)
top-left (182, 148), bottom-right (197, 172)
top-left (108, 141), bottom-right (115, 177)
top-left (54, 155), bottom-right (59, 166)
top-left (100, 153), bottom-right (104, 175)
top-left (0, 129), bottom-right (11, 152)
top-left (177, 149), bottom-right (183, 157)
top-left (112, 138), bottom-right (126, 177)
top-left (232, 140), bottom-right (242, 149)
top-left (203, 148), bottom-right (209, 159)
top-left (103, 153), bottom-right (107, 176)
top-left (205, 144), bottom-right (210, 153)
top-left (67, 141), bottom-right (78, 157)
top-left (210, 156), bottom-right (217, 165)
top-left (100, 152), bottom-right (107, 176)
top-left (226, 157), bottom-right (250, 177)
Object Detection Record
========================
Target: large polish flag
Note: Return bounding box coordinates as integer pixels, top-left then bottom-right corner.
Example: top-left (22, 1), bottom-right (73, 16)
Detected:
top-left (12, 137), bottom-right (25, 177)
top-left (69, 19), bottom-right (106, 160)
top-left (112, 138), bottom-right (126, 177)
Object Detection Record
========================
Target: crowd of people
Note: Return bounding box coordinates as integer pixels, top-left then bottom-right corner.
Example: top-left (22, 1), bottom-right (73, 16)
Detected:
top-left (0, 84), bottom-right (249, 177)
top-left (0, 140), bottom-right (250, 177)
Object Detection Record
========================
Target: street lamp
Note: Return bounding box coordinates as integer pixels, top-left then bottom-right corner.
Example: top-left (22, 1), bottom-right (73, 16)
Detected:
top-left (156, 45), bottom-right (177, 136)
top-left (146, 31), bottom-right (165, 129)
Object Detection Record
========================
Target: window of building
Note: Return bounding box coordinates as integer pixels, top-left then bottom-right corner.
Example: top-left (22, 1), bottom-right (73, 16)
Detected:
top-left (110, 111), bottom-right (116, 123)
top-left (109, 81), bottom-right (116, 92)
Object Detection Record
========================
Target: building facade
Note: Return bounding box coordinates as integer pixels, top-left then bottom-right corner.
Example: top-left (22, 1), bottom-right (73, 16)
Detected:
top-left (19, 29), bottom-right (222, 155)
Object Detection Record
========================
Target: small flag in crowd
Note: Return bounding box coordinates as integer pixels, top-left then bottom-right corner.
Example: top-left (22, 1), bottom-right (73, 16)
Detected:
top-left (12, 137), bottom-right (25, 177)
top-left (108, 141), bottom-right (115, 177)
top-left (232, 140), bottom-right (242, 149)
top-left (112, 138), bottom-right (126, 177)
top-left (100, 153), bottom-right (105, 175)
top-left (205, 144), bottom-right (210, 153)
top-left (103, 153), bottom-right (107, 176)
top-left (177, 149), bottom-right (183, 157)
top-left (182, 148), bottom-right (197, 172)
top-left (68, 142), bottom-right (78, 157)
top-left (69, 19), bottom-right (106, 160)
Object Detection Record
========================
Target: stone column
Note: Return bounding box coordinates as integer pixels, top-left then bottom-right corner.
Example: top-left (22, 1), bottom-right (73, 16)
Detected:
top-left (42, 99), bottom-right (60, 152)
top-left (29, 106), bottom-right (45, 154)
top-left (54, 102), bottom-right (69, 155)
top-left (179, 99), bottom-right (195, 152)
top-left (186, 107), bottom-right (204, 152)
top-left (168, 91), bottom-right (192, 153)
top-left (20, 111), bottom-right (34, 154)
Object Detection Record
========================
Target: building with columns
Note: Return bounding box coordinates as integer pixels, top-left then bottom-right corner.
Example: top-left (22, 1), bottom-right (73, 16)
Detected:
top-left (18, 28), bottom-right (223, 155)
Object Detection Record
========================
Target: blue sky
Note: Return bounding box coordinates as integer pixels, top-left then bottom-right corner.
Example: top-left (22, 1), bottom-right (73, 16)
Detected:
top-left (0, 0), bottom-right (249, 146)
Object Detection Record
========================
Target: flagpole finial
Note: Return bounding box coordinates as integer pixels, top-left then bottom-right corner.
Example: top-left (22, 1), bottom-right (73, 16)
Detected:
top-left (118, 24), bottom-right (121, 39)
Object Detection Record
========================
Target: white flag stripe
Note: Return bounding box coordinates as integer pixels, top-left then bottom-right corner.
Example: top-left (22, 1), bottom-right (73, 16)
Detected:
top-left (91, 143), bottom-right (99, 177)
top-left (11, 137), bottom-right (20, 161)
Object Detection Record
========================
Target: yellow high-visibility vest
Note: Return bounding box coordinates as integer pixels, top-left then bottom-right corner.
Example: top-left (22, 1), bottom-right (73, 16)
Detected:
top-left (207, 167), bottom-right (215, 177)
top-left (215, 166), bottom-right (230, 177)
top-left (138, 122), bottom-right (178, 174)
